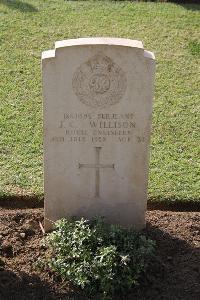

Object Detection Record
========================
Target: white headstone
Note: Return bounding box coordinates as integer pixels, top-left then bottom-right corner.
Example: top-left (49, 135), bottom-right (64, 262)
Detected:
top-left (42, 38), bottom-right (155, 231)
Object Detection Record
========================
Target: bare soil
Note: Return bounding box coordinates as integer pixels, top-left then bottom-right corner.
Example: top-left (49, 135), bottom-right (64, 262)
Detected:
top-left (0, 207), bottom-right (199, 300)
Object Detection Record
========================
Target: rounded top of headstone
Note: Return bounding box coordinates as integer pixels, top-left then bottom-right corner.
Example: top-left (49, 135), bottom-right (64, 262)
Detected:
top-left (55, 37), bottom-right (144, 49)
top-left (42, 38), bottom-right (155, 61)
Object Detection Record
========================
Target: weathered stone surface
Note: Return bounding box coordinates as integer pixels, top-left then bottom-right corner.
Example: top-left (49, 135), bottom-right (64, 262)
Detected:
top-left (42, 38), bottom-right (155, 231)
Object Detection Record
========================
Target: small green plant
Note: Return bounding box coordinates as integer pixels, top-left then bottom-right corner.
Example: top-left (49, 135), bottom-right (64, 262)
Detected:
top-left (44, 217), bottom-right (155, 299)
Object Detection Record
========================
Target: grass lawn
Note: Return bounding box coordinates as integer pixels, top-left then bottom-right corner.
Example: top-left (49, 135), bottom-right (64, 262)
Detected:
top-left (0, 0), bottom-right (199, 203)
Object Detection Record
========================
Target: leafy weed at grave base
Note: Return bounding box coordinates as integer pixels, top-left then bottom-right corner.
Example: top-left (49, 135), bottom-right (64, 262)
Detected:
top-left (42, 217), bottom-right (155, 299)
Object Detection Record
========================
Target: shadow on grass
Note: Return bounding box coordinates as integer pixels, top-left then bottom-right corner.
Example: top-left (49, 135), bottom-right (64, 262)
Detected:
top-left (140, 0), bottom-right (200, 11)
top-left (0, 195), bottom-right (44, 209)
top-left (108, 0), bottom-right (200, 11)
top-left (148, 197), bottom-right (200, 211)
top-left (180, 4), bottom-right (200, 11)
top-left (168, 1), bottom-right (200, 11)
top-left (0, 0), bottom-right (38, 12)
top-left (0, 194), bottom-right (200, 211)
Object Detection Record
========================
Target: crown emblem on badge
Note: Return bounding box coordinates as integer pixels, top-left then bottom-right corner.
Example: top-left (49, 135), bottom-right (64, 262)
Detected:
top-left (72, 54), bottom-right (127, 108)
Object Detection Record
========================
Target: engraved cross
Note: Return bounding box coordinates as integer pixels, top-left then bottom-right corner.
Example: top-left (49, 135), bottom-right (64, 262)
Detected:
top-left (79, 147), bottom-right (114, 198)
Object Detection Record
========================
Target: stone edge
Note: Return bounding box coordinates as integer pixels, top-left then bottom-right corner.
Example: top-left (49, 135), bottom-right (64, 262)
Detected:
top-left (42, 37), bottom-right (155, 61)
